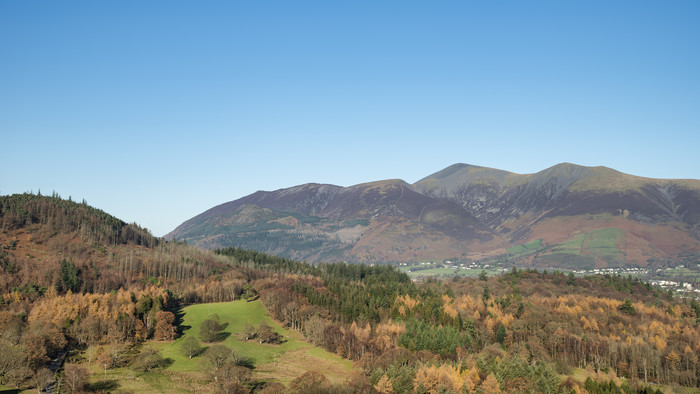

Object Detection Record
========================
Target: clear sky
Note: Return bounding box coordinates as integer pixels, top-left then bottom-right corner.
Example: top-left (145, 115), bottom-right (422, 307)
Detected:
top-left (2, 1), bottom-right (699, 236)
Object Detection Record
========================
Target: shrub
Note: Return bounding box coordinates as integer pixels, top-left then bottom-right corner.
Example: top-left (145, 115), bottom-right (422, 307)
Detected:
top-left (180, 336), bottom-right (202, 359)
top-left (131, 347), bottom-right (166, 372)
top-left (199, 318), bottom-right (224, 342)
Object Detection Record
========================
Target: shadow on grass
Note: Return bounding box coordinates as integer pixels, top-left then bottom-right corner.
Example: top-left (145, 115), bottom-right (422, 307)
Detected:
top-left (215, 331), bottom-right (232, 342)
top-left (189, 346), bottom-right (207, 358)
top-left (236, 356), bottom-right (256, 369)
top-left (87, 379), bottom-right (120, 392)
top-left (203, 331), bottom-right (232, 342)
top-left (173, 306), bottom-right (188, 336)
top-left (163, 358), bottom-right (175, 368)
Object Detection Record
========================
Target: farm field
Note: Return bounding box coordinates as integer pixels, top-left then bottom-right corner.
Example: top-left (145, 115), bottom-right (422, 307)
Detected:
top-left (505, 228), bottom-right (624, 270)
top-left (506, 239), bottom-right (543, 257)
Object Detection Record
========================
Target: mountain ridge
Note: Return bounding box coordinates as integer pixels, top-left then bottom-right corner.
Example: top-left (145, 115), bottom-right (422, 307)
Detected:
top-left (166, 163), bottom-right (700, 267)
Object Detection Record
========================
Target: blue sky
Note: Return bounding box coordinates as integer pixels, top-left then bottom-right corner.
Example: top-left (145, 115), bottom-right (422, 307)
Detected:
top-left (2, 1), bottom-right (699, 236)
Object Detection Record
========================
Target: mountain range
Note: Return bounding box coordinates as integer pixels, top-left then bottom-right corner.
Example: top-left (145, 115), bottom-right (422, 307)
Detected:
top-left (166, 163), bottom-right (700, 268)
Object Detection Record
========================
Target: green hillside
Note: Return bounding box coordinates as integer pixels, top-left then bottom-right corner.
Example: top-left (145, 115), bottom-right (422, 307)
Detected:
top-left (507, 239), bottom-right (543, 257)
top-left (83, 300), bottom-right (354, 392)
top-left (507, 228), bottom-right (625, 269)
top-left (159, 300), bottom-right (353, 379)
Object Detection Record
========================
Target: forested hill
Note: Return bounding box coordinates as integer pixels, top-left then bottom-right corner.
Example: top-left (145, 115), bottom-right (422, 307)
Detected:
top-left (0, 193), bottom-right (236, 299)
top-left (0, 192), bottom-right (157, 247)
top-left (216, 246), bottom-right (700, 391)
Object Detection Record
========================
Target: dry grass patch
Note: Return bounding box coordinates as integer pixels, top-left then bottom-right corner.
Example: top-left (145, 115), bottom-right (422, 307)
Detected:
top-left (254, 347), bottom-right (353, 386)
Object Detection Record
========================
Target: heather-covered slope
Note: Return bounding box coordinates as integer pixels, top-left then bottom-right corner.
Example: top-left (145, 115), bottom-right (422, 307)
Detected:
top-left (168, 163), bottom-right (700, 266)
top-left (415, 163), bottom-right (700, 267)
top-left (414, 163), bottom-right (700, 228)
top-left (167, 180), bottom-right (506, 262)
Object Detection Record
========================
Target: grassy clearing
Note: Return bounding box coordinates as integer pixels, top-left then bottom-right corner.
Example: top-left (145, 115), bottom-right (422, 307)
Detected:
top-left (157, 300), bottom-right (310, 368)
top-left (80, 300), bottom-right (353, 392)
top-left (157, 300), bottom-right (353, 382)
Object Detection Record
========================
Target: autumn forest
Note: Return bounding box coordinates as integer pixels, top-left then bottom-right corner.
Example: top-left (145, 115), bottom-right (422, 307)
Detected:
top-left (0, 193), bottom-right (698, 393)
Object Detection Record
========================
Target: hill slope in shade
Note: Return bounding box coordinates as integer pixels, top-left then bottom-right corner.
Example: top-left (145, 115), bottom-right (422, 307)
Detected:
top-left (0, 193), bottom-right (233, 297)
top-left (167, 163), bottom-right (700, 267)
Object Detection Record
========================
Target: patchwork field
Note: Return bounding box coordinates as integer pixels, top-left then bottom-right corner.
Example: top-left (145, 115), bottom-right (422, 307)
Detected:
top-left (507, 227), bottom-right (626, 269)
top-left (506, 239), bottom-right (542, 257)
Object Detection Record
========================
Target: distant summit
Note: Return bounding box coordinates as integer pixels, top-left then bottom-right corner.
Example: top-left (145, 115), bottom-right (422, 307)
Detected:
top-left (167, 163), bottom-right (700, 268)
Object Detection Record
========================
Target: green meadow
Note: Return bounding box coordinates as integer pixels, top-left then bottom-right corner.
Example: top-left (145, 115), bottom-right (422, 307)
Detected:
top-left (82, 300), bottom-right (353, 392)
top-left (587, 227), bottom-right (624, 259)
top-left (506, 228), bottom-right (624, 266)
top-left (551, 228), bottom-right (623, 261)
top-left (507, 239), bottom-right (543, 257)
top-left (157, 300), bottom-right (291, 369)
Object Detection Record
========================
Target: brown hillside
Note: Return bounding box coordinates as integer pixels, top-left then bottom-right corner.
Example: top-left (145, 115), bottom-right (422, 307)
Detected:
top-left (168, 163), bottom-right (700, 266)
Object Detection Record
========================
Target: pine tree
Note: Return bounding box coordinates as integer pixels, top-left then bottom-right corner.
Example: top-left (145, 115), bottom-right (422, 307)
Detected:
top-left (496, 324), bottom-right (506, 345)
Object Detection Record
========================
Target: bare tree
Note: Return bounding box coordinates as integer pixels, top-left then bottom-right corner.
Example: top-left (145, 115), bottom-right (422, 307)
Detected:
top-left (63, 363), bottom-right (89, 394)
top-left (32, 368), bottom-right (54, 393)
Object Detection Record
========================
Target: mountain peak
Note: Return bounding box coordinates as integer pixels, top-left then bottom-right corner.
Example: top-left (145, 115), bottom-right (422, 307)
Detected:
top-left (350, 178), bottom-right (410, 188)
top-left (167, 162), bottom-right (700, 265)
top-left (413, 164), bottom-right (519, 197)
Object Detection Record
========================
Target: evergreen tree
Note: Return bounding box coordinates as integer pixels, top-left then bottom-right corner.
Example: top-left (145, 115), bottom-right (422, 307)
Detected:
top-left (496, 324), bottom-right (506, 345)
top-left (60, 260), bottom-right (81, 293)
top-left (619, 299), bottom-right (636, 315)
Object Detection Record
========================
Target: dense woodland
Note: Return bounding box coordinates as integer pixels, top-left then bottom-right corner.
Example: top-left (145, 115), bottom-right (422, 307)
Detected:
top-left (218, 248), bottom-right (699, 392)
top-left (0, 193), bottom-right (698, 393)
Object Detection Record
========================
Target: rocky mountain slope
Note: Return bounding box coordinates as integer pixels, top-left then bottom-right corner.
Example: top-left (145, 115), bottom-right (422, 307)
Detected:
top-left (167, 163), bottom-right (700, 267)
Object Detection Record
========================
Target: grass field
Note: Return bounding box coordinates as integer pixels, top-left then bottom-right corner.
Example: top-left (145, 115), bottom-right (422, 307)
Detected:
top-left (81, 300), bottom-right (353, 392)
top-left (545, 228), bottom-right (622, 261)
top-left (550, 233), bottom-right (587, 255)
top-left (586, 228), bottom-right (623, 260)
top-left (507, 239), bottom-right (542, 257)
